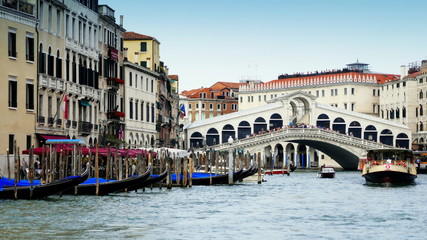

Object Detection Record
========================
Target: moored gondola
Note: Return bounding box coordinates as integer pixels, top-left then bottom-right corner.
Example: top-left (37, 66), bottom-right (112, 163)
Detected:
top-left (63, 167), bottom-right (151, 196)
top-left (0, 168), bottom-right (89, 200)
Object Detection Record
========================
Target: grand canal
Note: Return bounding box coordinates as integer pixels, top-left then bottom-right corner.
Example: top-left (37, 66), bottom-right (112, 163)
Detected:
top-left (1, 171), bottom-right (426, 239)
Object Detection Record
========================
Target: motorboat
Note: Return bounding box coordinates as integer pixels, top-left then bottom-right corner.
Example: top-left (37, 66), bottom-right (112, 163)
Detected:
top-left (317, 166), bottom-right (335, 178)
top-left (361, 148), bottom-right (417, 184)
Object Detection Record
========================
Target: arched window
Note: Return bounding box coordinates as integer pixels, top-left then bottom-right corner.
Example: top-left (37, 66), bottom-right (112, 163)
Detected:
top-left (420, 104), bottom-right (423, 116)
top-left (420, 90), bottom-right (423, 99)
top-left (56, 50), bottom-right (62, 78)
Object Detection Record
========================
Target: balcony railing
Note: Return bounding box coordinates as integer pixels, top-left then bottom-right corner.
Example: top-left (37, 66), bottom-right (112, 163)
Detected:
top-left (37, 116), bottom-right (45, 124)
top-left (78, 121), bottom-right (92, 135)
top-left (107, 111), bottom-right (125, 121)
top-left (48, 117), bottom-right (54, 126)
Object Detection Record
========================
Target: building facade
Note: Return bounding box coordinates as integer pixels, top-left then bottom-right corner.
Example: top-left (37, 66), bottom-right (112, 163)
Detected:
top-left (124, 31), bottom-right (179, 148)
top-left (124, 61), bottom-right (158, 148)
top-left (0, 0), bottom-right (38, 153)
top-left (180, 81), bottom-right (241, 123)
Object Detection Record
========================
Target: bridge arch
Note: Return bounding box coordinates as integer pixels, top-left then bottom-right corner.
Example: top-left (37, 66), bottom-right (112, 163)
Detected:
top-left (364, 125), bottom-right (377, 142)
top-left (379, 129), bottom-right (393, 146)
top-left (222, 124), bottom-right (235, 143)
top-left (316, 114), bottom-right (330, 129)
top-left (332, 117), bottom-right (346, 134)
top-left (348, 121), bottom-right (362, 138)
top-left (190, 132), bottom-right (203, 148)
top-left (206, 128), bottom-right (219, 146)
top-left (297, 144), bottom-right (307, 168)
top-left (238, 121), bottom-right (251, 139)
top-left (254, 117), bottom-right (267, 133)
top-left (269, 113), bottom-right (283, 130)
top-left (396, 133), bottom-right (409, 149)
top-left (285, 143), bottom-right (295, 167)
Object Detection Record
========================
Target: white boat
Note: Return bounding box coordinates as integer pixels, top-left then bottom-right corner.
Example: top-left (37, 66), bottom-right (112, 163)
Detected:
top-left (317, 166), bottom-right (335, 178)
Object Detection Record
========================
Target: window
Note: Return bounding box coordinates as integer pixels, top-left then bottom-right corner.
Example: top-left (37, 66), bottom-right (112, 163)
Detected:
top-left (372, 104), bottom-right (376, 113)
top-left (26, 33), bottom-right (34, 61)
top-left (373, 89), bottom-right (376, 96)
top-left (129, 72), bottom-right (132, 86)
top-left (420, 91), bottom-right (424, 99)
top-left (146, 103), bottom-right (150, 122)
top-left (8, 28), bottom-right (17, 58)
top-left (344, 103), bottom-right (347, 110)
top-left (344, 88), bottom-right (347, 95)
top-left (351, 103), bottom-right (355, 111)
top-left (316, 90), bottom-right (319, 97)
top-left (9, 134), bottom-right (14, 154)
top-left (217, 104), bottom-right (220, 109)
top-left (151, 79), bottom-right (154, 92)
top-left (189, 104), bottom-right (192, 109)
top-left (135, 101), bottom-right (138, 120)
top-left (351, 88), bottom-right (355, 95)
top-left (8, 78), bottom-right (17, 108)
top-left (322, 90), bottom-right (325, 97)
top-left (240, 97), bottom-right (243, 103)
top-left (140, 102), bottom-right (144, 121)
top-left (331, 89), bottom-right (334, 96)
top-left (223, 104), bottom-right (226, 110)
top-left (151, 105), bottom-right (154, 122)
top-left (334, 89), bottom-right (338, 95)
top-left (26, 135), bottom-right (32, 150)
top-left (140, 61), bottom-right (147, 68)
top-left (140, 42), bottom-right (147, 52)
top-left (258, 95), bottom-right (261, 101)
top-left (129, 99), bottom-right (133, 119)
top-left (209, 103), bottom-right (213, 109)
top-left (247, 96), bottom-right (250, 102)
top-left (202, 103), bottom-right (205, 109)
top-left (196, 103), bottom-right (199, 109)
top-left (26, 81), bottom-right (34, 110)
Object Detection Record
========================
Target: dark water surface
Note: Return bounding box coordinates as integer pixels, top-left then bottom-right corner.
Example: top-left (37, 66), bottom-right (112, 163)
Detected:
top-left (1, 171), bottom-right (426, 240)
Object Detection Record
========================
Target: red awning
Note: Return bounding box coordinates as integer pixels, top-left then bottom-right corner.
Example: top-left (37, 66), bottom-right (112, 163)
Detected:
top-left (40, 135), bottom-right (69, 140)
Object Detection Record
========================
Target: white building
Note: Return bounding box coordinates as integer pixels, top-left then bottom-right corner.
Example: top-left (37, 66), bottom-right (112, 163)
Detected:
top-left (124, 61), bottom-right (158, 148)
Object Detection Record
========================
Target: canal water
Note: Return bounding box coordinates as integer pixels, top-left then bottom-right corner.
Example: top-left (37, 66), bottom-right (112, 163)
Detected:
top-left (1, 171), bottom-right (426, 240)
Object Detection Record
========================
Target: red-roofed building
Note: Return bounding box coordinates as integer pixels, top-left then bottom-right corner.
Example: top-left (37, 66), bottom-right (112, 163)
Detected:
top-left (180, 82), bottom-right (244, 123)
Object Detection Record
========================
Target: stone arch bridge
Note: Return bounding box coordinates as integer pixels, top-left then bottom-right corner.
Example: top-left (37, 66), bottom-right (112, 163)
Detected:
top-left (183, 91), bottom-right (411, 170)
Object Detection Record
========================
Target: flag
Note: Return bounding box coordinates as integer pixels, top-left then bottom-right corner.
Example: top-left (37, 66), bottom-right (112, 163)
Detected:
top-left (179, 104), bottom-right (186, 119)
top-left (63, 95), bottom-right (69, 120)
top-left (118, 125), bottom-right (124, 140)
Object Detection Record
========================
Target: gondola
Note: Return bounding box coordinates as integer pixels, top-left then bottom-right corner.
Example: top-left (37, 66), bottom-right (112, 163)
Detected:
top-left (63, 167), bottom-right (152, 196)
top-left (126, 166), bottom-right (169, 191)
top-left (234, 165), bottom-right (257, 182)
top-left (172, 169), bottom-right (245, 186)
top-left (0, 169), bottom-right (89, 200)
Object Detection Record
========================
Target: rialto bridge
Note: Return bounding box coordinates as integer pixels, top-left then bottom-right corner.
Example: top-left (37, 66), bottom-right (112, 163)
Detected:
top-left (183, 91), bottom-right (411, 170)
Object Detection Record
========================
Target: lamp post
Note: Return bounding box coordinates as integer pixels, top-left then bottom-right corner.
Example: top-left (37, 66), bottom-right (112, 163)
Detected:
top-left (228, 136), bottom-right (234, 185)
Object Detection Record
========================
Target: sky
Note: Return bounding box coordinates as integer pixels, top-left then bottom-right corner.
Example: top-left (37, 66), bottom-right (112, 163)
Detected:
top-left (101, 0), bottom-right (427, 93)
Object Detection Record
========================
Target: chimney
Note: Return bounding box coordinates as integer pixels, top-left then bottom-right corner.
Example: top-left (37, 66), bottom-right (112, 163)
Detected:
top-left (400, 65), bottom-right (408, 79)
top-left (120, 15), bottom-right (123, 27)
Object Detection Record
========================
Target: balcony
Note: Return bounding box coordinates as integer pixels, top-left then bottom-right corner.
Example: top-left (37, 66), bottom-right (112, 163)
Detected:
top-left (107, 111), bottom-right (125, 121)
top-left (107, 78), bottom-right (124, 91)
top-left (78, 121), bottom-right (92, 135)
top-left (48, 117), bottom-right (54, 126)
top-left (37, 116), bottom-right (45, 124)
top-left (38, 74), bottom-right (65, 92)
